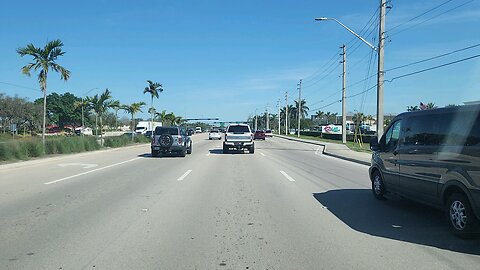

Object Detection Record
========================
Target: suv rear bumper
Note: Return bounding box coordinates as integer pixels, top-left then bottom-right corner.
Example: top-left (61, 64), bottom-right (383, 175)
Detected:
top-left (151, 145), bottom-right (185, 152)
top-left (224, 141), bottom-right (254, 150)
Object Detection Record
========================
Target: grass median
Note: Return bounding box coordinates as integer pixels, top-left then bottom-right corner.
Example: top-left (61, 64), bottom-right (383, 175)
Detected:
top-left (0, 134), bottom-right (151, 163)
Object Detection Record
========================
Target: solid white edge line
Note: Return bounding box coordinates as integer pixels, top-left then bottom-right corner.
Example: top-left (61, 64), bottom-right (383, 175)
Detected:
top-left (279, 170), bottom-right (295, 182)
top-left (44, 157), bottom-right (142, 185)
top-left (177, 169), bottom-right (193, 181)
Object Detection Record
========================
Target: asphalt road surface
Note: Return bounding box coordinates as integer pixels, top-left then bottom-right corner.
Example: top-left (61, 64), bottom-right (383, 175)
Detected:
top-left (1, 133), bottom-right (479, 270)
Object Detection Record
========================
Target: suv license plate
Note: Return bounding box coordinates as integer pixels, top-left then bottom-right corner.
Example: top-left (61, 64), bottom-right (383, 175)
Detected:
top-left (153, 146), bottom-right (160, 150)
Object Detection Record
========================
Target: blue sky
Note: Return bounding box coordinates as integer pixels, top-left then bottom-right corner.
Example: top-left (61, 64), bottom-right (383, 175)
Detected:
top-left (1, 0), bottom-right (479, 122)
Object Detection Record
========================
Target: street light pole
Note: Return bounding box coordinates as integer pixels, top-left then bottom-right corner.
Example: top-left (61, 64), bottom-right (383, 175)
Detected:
top-left (341, 45), bottom-right (347, 144)
top-left (297, 79), bottom-right (302, 138)
top-left (315, 1), bottom-right (386, 140)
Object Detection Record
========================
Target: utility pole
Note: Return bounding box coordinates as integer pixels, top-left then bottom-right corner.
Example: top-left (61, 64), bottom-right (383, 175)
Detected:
top-left (254, 109), bottom-right (258, 131)
top-left (297, 79), bottom-right (302, 137)
top-left (266, 105), bottom-right (269, 130)
top-left (376, 0), bottom-right (386, 141)
top-left (277, 99), bottom-right (281, 135)
top-left (341, 44), bottom-right (347, 144)
top-left (285, 91), bottom-right (288, 135)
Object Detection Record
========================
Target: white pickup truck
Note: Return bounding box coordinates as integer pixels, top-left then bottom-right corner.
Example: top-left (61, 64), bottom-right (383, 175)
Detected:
top-left (223, 124), bottom-right (254, 154)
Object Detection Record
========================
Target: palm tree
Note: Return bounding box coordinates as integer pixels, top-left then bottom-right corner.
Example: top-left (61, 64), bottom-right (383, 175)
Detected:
top-left (425, 102), bottom-right (437, 109)
top-left (174, 116), bottom-right (185, 126)
top-left (89, 89), bottom-right (113, 145)
top-left (122, 102), bottom-right (146, 141)
top-left (74, 98), bottom-right (91, 129)
top-left (165, 112), bottom-right (176, 126)
top-left (110, 100), bottom-right (121, 130)
top-left (143, 80), bottom-right (163, 131)
top-left (407, 105), bottom-right (419, 112)
top-left (325, 112), bottom-right (332, 124)
top-left (315, 110), bottom-right (325, 124)
top-left (17, 39), bottom-right (71, 145)
top-left (155, 110), bottom-right (168, 125)
top-left (294, 99), bottom-right (309, 119)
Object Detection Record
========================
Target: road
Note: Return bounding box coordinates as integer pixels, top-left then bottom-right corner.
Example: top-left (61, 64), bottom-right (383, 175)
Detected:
top-left (1, 133), bottom-right (479, 270)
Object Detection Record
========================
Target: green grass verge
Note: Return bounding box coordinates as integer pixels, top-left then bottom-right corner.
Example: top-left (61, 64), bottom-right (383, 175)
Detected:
top-left (0, 135), bottom-right (150, 163)
top-left (286, 134), bottom-right (371, 153)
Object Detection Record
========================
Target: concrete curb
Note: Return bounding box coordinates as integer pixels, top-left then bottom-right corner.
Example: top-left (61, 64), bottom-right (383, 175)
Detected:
top-left (273, 135), bottom-right (370, 166)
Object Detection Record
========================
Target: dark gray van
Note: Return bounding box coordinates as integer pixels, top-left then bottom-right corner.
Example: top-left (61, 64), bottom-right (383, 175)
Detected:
top-left (369, 104), bottom-right (480, 237)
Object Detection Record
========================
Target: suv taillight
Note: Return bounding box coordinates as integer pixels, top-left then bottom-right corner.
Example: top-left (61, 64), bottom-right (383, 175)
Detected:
top-left (178, 136), bottom-right (183, 144)
top-left (151, 137), bottom-right (155, 144)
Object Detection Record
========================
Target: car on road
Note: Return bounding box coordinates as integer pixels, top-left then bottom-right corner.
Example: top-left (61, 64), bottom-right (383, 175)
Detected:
top-left (265, 129), bottom-right (273, 137)
top-left (209, 129), bottom-right (222, 140)
top-left (369, 104), bottom-right (480, 237)
top-left (254, 130), bottom-right (266, 140)
top-left (195, 127), bottom-right (202, 133)
top-left (223, 124), bottom-right (254, 154)
top-left (151, 126), bottom-right (193, 157)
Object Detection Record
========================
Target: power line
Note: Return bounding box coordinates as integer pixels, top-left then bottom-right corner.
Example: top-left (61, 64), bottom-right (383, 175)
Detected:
top-left (388, 0), bottom-right (455, 33)
top-left (302, 58), bottom-right (341, 89)
top-left (386, 54), bottom-right (480, 82)
top-left (308, 88), bottom-right (343, 107)
top-left (388, 0), bottom-right (474, 37)
top-left (386, 43), bottom-right (480, 72)
top-left (302, 50), bottom-right (341, 83)
top-left (346, 84), bottom-right (378, 99)
top-left (0, 81), bottom-right (41, 92)
top-left (310, 99), bottom-right (342, 112)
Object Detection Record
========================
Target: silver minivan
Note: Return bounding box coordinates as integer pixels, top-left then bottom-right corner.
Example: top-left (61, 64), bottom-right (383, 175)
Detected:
top-left (369, 104), bottom-right (480, 237)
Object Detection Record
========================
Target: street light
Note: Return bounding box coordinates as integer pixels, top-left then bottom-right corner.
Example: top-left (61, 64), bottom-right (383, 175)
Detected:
top-left (315, 6), bottom-right (386, 141)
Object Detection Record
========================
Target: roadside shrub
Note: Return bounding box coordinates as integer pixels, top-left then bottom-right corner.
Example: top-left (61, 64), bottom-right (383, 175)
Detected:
top-left (25, 139), bottom-right (44, 157)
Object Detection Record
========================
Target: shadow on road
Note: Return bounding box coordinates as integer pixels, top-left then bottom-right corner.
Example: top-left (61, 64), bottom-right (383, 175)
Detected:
top-left (208, 149), bottom-right (252, 155)
top-left (313, 189), bottom-right (480, 255)
top-left (137, 153), bottom-right (186, 158)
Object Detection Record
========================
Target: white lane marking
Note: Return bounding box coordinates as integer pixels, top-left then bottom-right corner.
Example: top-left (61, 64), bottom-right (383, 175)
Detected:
top-left (45, 157), bottom-right (142, 185)
top-left (279, 170), bottom-right (296, 182)
top-left (177, 169), bottom-right (193, 181)
top-left (58, 163), bottom-right (98, 169)
top-left (260, 152), bottom-right (266, 157)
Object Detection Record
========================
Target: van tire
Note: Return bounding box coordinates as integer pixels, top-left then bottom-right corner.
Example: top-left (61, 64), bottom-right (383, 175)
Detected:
top-left (223, 145), bottom-right (229, 154)
top-left (187, 143), bottom-right (192, 154)
top-left (446, 193), bottom-right (479, 238)
top-left (372, 170), bottom-right (386, 200)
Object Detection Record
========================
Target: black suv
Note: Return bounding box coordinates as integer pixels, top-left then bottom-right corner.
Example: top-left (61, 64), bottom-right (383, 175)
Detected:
top-left (151, 126), bottom-right (192, 157)
top-left (369, 104), bottom-right (480, 237)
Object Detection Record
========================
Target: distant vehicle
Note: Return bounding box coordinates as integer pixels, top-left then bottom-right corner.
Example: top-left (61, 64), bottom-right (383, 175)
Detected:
top-left (254, 130), bottom-right (266, 140)
top-left (265, 129), bottom-right (273, 137)
top-left (75, 127), bottom-right (93, 136)
top-left (209, 129), bottom-right (222, 140)
top-left (144, 130), bottom-right (153, 138)
top-left (135, 121), bottom-right (162, 135)
top-left (151, 126), bottom-right (192, 157)
top-left (223, 124), bottom-right (254, 154)
top-left (369, 104), bottom-right (480, 237)
top-left (195, 127), bottom-right (202, 133)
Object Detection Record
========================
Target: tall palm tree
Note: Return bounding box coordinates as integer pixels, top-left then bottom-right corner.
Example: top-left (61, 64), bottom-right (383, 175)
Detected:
top-left (425, 102), bottom-right (437, 109)
top-left (407, 105), bottom-right (419, 112)
top-left (89, 89), bottom-right (113, 145)
top-left (174, 116), bottom-right (185, 126)
top-left (143, 80), bottom-right (163, 131)
top-left (122, 102), bottom-right (146, 141)
top-left (17, 39), bottom-right (71, 145)
top-left (325, 112), bottom-right (332, 124)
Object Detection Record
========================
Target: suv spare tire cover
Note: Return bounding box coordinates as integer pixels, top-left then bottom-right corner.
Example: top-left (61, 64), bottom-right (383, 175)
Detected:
top-left (160, 134), bottom-right (174, 147)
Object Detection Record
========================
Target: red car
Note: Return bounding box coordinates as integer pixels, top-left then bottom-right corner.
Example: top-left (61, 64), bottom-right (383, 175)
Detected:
top-left (254, 130), bottom-right (266, 140)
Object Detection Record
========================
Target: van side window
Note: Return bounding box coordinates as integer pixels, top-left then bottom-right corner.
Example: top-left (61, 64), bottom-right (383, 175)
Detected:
top-left (404, 115), bottom-right (440, 146)
top-left (385, 120), bottom-right (402, 150)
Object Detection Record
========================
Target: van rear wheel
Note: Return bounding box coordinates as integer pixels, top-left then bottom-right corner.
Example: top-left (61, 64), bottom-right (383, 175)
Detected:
top-left (446, 193), bottom-right (479, 238)
top-left (372, 170), bottom-right (386, 200)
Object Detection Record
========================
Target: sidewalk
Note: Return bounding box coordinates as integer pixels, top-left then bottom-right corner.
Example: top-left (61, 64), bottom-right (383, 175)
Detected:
top-left (274, 135), bottom-right (371, 166)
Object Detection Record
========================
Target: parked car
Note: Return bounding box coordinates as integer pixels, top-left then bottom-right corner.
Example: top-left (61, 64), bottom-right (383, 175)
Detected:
top-left (254, 130), bottom-right (266, 140)
top-left (265, 129), bottom-right (273, 137)
top-left (151, 126), bottom-right (192, 157)
top-left (223, 124), bottom-right (254, 154)
top-left (369, 104), bottom-right (480, 237)
top-left (209, 129), bottom-right (222, 140)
